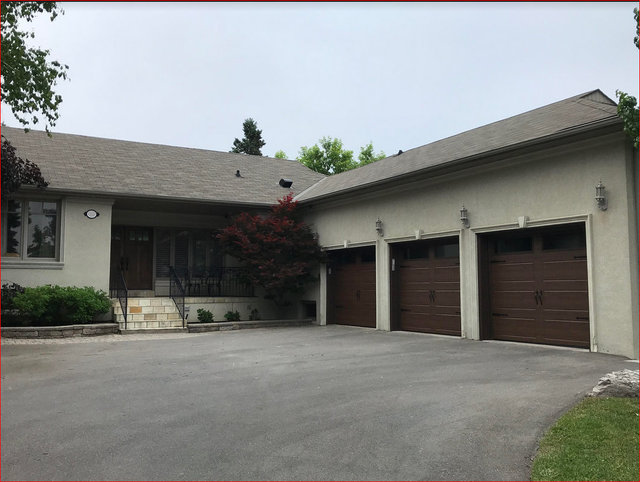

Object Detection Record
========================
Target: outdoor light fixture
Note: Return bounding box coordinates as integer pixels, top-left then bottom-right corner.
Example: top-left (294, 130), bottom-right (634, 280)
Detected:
top-left (375, 218), bottom-right (384, 236)
top-left (279, 178), bottom-right (293, 188)
top-left (460, 205), bottom-right (469, 228)
top-left (84, 209), bottom-right (100, 219)
top-left (595, 180), bottom-right (607, 211)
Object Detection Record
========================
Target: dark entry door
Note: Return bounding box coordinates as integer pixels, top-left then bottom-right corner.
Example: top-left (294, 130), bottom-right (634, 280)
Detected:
top-left (393, 237), bottom-right (461, 335)
top-left (485, 224), bottom-right (589, 348)
top-left (110, 226), bottom-right (154, 290)
top-left (327, 246), bottom-right (376, 328)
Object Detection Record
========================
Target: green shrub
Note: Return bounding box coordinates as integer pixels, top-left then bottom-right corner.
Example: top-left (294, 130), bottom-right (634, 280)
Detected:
top-left (224, 310), bottom-right (241, 321)
top-left (197, 308), bottom-right (214, 323)
top-left (1, 282), bottom-right (25, 310)
top-left (12, 285), bottom-right (111, 326)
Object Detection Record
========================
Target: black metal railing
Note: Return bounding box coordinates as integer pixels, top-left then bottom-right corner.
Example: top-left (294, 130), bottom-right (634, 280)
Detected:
top-left (175, 267), bottom-right (254, 298)
top-left (115, 270), bottom-right (128, 330)
top-left (169, 266), bottom-right (186, 327)
top-left (205, 267), bottom-right (254, 297)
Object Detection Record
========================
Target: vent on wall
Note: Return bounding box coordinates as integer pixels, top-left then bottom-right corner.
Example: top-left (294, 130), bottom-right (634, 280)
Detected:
top-left (279, 179), bottom-right (293, 188)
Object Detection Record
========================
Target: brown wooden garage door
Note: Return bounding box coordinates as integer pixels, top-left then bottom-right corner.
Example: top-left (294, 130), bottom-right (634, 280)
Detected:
top-left (483, 224), bottom-right (589, 348)
top-left (327, 246), bottom-right (376, 327)
top-left (392, 237), bottom-right (461, 335)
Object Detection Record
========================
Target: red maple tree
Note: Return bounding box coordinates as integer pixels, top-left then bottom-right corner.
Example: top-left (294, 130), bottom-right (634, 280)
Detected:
top-left (218, 194), bottom-right (324, 307)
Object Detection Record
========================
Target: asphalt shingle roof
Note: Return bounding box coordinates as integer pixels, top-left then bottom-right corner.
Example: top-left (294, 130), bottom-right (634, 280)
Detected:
top-left (1, 127), bottom-right (325, 205)
top-left (295, 89), bottom-right (620, 202)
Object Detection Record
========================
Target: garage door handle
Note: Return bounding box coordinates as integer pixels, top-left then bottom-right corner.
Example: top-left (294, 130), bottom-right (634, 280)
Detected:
top-left (534, 290), bottom-right (540, 305)
top-left (401, 308), bottom-right (411, 312)
top-left (539, 290), bottom-right (543, 305)
top-left (576, 316), bottom-right (589, 321)
top-left (492, 313), bottom-right (508, 317)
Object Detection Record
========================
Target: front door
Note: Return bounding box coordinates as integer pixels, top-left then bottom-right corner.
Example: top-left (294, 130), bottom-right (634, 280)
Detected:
top-left (110, 226), bottom-right (154, 290)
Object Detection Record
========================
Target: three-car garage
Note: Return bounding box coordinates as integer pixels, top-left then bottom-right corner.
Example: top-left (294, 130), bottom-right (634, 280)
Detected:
top-left (326, 223), bottom-right (590, 350)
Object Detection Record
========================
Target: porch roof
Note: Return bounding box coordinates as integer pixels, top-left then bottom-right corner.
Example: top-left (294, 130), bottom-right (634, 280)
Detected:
top-left (2, 127), bottom-right (325, 206)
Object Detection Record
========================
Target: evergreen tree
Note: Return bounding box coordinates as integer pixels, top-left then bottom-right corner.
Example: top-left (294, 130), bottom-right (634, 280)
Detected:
top-left (231, 118), bottom-right (266, 156)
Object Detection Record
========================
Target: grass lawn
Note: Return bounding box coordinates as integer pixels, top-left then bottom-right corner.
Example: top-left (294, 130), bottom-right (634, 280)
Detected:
top-left (531, 397), bottom-right (639, 481)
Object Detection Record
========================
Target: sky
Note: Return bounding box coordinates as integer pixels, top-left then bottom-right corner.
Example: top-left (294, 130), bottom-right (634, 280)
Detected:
top-left (1, 2), bottom-right (638, 160)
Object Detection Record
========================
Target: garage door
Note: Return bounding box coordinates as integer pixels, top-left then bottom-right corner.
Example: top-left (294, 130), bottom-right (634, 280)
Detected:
top-left (328, 246), bottom-right (376, 327)
top-left (485, 225), bottom-right (589, 348)
top-left (393, 238), bottom-right (461, 335)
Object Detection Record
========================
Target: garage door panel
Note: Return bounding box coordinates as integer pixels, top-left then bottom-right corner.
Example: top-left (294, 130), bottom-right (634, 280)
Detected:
top-left (401, 314), bottom-right (460, 335)
top-left (491, 318), bottom-right (537, 342)
top-left (400, 291), bottom-right (431, 306)
top-left (491, 290), bottom-right (538, 309)
top-left (542, 291), bottom-right (588, 311)
top-left (434, 291), bottom-right (461, 308)
top-left (432, 266), bottom-right (459, 282)
top-left (542, 320), bottom-right (590, 348)
top-left (541, 259), bottom-right (588, 280)
top-left (490, 262), bottom-right (535, 281)
top-left (399, 268), bottom-right (433, 283)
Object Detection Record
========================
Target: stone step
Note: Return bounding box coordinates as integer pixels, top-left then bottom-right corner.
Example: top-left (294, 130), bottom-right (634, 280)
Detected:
top-left (118, 320), bottom-right (185, 330)
top-left (121, 328), bottom-right (188, 335)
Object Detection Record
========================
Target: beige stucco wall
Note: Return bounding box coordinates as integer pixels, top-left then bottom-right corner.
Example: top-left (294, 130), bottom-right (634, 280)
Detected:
top-left (2, 197), bottom-right (114, 293)
top-left (304, 133), bottom-right (638, 358)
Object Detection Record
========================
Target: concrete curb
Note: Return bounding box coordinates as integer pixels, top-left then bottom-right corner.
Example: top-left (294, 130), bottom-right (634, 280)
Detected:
top-left (1, 323), bottom-right (119, 339)
top-left (187, 318), bottom-right (315, 333)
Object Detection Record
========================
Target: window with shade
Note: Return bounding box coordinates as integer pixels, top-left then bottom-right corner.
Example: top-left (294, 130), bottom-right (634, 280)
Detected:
top-left (2, 199), bottom-right (60, 260)
top-left (154, 228), bottom-right (222, 277)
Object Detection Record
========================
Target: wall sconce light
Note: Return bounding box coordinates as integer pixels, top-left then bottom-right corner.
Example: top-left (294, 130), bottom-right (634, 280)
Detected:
top-left (375, 218), bottom-right (384, 236)
top-left (84, 209), bottom-right (100, 219)
top-left (460, 205), bottom-right (469, 228)
top-left (595, 180), bottom-right (607, 211)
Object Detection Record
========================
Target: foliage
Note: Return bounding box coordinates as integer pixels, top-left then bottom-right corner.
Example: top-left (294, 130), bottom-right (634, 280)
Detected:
top-left (274, 150), bottom-right (287, 159)
top-left (196, 308), bottom-right (214, 323)
top-left (531, 397), bottom-right (639, 481)
top-left (224, 310), bottom-right (241, 321)
top-left (1, 136), bottom-right (48, 194)
top-left (11, 285), bottom-right (111, 326)
top-left (358, 142), bottom-right (386, 166)
top-left (298, 137), bottom-right (355, 175)
top-left (615, 10), bottom-right (640, 148)
top-left (231, 118), bottom-right (266, 156)
top-left (298, 138), bottom-right (386, 174)
top-left (635, 7), bottom-right (639, 49)
top-left (616, 91), bottom-right (639, 148)
top-left (1, 282), bottom-right (25, 311)
top-left (1, 1), bottom-right (69, 131)
top-left (249, 308), bottom-right (260, 321)
top-left (218, 193), bottom-right (324, 307)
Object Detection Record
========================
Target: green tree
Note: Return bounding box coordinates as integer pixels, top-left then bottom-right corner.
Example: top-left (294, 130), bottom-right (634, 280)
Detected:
top-left (1, 2), bottom-right (69, 132)
top-left (274, 150), bottom-right (287, 159)
top-left (615, 8), bottom-right (639, 148)
top-left (358, 142), bottom-right (386, 166)
top-left (231, 118), bottom-right (266, 155)
top-left (298, 137), bottom-right (355, 175)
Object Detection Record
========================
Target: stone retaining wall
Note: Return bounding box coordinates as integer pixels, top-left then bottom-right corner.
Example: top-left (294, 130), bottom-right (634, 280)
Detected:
top-left (187, 319), bottom-right (314, 333)
top-left (1, 323), bottom-right (119, 339)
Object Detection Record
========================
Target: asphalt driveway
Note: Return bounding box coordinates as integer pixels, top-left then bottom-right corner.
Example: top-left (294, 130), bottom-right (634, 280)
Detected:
top-left (1, 325), bottom-right (635, 481)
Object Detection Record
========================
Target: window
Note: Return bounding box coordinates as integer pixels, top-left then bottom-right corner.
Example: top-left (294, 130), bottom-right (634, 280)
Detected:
top-left (2, 199), bottom-right (60, 260)
top-left (154, 228), bottom-right (222, 277)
